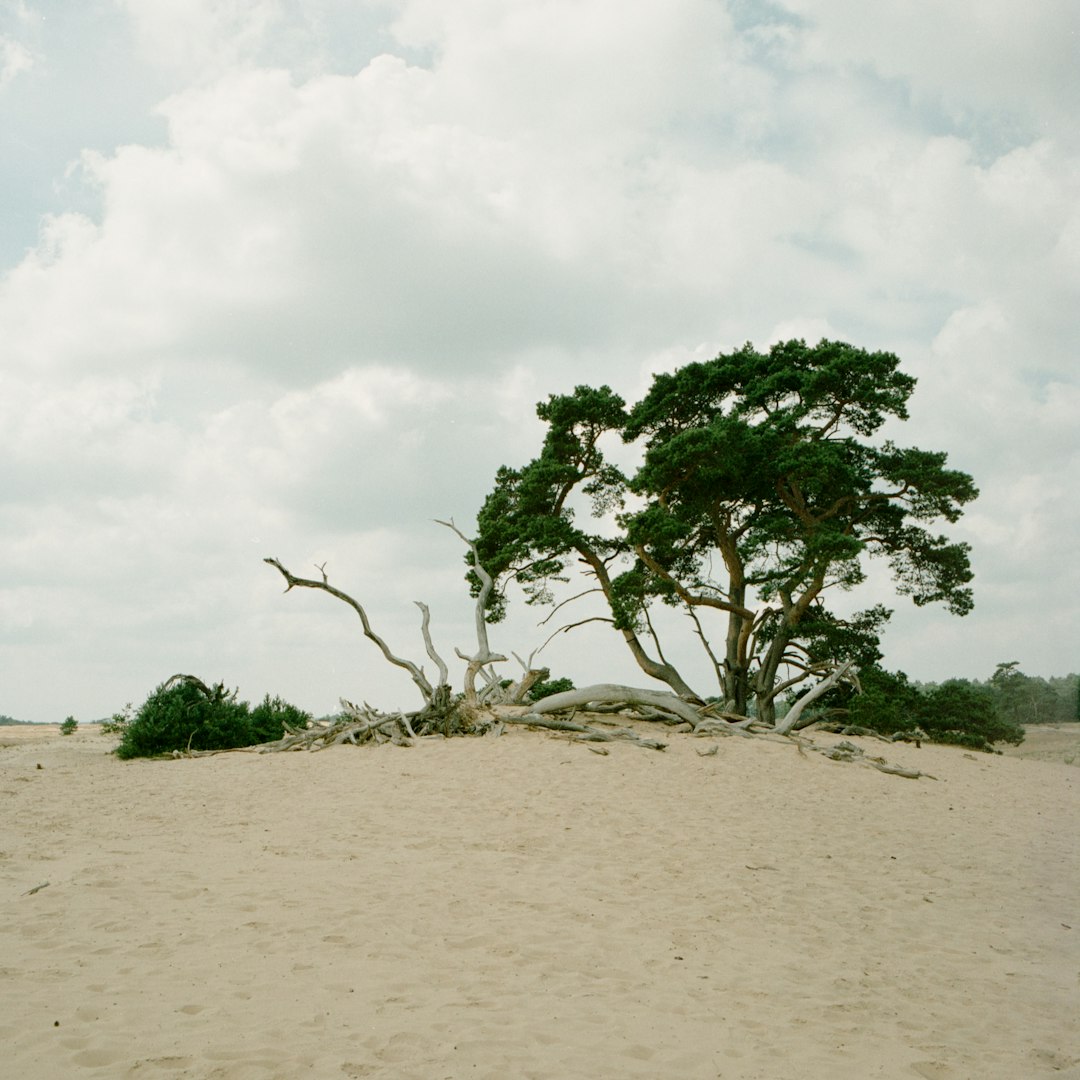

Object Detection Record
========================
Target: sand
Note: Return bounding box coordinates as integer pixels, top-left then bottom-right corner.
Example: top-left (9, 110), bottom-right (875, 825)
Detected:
top-left (1, 721), bottom-right (1077, 1080)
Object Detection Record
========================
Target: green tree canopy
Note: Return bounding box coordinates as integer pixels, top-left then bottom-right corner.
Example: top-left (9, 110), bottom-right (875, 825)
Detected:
top-left (473, 339), bottom-right (978, 724)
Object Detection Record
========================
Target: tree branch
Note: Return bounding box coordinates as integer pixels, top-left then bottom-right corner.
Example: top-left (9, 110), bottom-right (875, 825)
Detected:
top-left (436, 519), bottom-right (507, 703)
top-left (414, 601), bottom-right (449, 688)
top-left (264, 556), bottom-right (434, 704)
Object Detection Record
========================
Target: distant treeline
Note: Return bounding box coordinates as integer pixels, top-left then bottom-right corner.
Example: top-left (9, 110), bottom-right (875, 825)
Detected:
top-left (0, 714), bottom-right (38, 726)
top-left (913, 665), bottom-right (1078, 727)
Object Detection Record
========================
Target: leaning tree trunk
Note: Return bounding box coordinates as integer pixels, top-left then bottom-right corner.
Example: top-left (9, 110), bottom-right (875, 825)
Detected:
top-left (575, 544), bottom-right (703, 703)
top-left (772, 661), bottom-right (857, 736)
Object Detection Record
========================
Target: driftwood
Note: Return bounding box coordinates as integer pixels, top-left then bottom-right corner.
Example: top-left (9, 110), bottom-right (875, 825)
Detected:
top-left (255, 698), bottom-right (492, 752)
top-left (811, 739), bottom-right (937, 780)
top-left (436, 519), bottom-right (507, 704)
top-left (264, 557), bottom-right (443, 706)
top-left (529, 684), bottom-right (706, 727)
top-left (502, 713), bottom-right (667, 751)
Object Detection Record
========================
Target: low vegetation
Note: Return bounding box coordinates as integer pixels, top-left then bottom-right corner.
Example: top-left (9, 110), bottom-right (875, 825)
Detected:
top-left (113, 676), bottom-right (311, 759)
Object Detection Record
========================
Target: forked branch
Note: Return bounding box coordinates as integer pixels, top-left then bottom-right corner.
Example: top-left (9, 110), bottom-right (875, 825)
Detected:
top-left (436, 519), bottom-right (508, 703)
top-left (264, 556), bottom-right (437, 705)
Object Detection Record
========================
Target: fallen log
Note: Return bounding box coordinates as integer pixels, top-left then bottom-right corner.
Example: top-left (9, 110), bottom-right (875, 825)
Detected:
top-left (528, 684), bottom-right (703, 727)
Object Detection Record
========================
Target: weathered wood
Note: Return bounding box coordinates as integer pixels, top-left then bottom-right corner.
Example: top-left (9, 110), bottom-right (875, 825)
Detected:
top-left (436, 519), bottom-right (507, 704)
top-left (773, 660), bottom-right (855, 736)
top-left (501, 713), bottom-right (666, 751)
top-left (528, 684), bottom-right (703, 727)
top-left (264, 557), bottom-right (436, 704)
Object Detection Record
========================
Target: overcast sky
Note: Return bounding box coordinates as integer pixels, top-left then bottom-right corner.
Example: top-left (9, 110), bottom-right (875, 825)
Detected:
top-left (2, 0), bottom-right (1077, 723)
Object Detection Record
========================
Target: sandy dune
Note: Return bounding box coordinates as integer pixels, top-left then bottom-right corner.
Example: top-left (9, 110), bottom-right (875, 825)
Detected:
top-left (2, 722), bottom-right (1077, 1079)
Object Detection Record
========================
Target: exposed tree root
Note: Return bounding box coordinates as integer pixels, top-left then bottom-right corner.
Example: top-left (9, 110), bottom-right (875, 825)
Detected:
top-left (501, 713), bottom-right (667, 751)
top-left (255, 697), bottom-right (489, 751)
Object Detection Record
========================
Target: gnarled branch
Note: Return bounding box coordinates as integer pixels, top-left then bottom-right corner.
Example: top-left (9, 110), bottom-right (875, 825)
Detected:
top-left (436, 519), bottom-right (507, 703)
top-left (264, 556), bottom-right (436, 705)
top-left (528, 683), bottom-right (705, 727)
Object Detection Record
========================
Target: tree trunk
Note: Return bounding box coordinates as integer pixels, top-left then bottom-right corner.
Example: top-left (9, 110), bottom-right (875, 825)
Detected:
top-left (772, 661), bottom-right (855, 736)
top-left (575, 545), bottom-right (703, 703)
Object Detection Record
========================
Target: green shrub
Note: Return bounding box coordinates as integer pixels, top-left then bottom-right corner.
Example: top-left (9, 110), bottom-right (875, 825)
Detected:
top-left (843, 668), bottom-right (922, 736)
top-left (819, 666), bottom-right (1025, 751)
top-left (527, 677), bottom-right (575, 702)
top-left (249, 694), bottom-right (311, 743)
top-left (60, 715), bottom-right (78, 736)
top-left (917, 679), bottom-right (1024, 751)
top-left (114, 677), bottom-right (312, 759)
top-left (115, 677), bottom-right (250, 759)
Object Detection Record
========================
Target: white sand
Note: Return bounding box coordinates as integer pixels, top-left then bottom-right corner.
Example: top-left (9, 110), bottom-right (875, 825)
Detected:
top-left (2, 722), bottom-right (1077, 1079)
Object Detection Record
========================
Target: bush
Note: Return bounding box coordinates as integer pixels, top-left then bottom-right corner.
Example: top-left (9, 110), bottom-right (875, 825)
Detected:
top-left (60, 715), bottom-right (78, 736)
top-left (527, 677), bottom-right (575, 702)
top-left (843, 668), bottom-right (922, 736)
top-left (823, 666), bottom-right (1025, 751)
top-left (917, 679), bottom-right (1024, 751)
top-left (249, 694), bottom-right (311, 743)
top-left (114, 677), bottom-right (311, 759)
top-left (115, 678), bottom-right (248, 759)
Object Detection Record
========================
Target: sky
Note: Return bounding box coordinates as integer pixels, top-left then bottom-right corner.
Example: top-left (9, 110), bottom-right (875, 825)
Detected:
top-left (2, 0), bottom-right (1078, 723)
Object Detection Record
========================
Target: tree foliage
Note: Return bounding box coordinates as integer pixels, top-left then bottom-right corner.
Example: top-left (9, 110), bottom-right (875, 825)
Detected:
top-left (474, 339), bottom-right (977, 724)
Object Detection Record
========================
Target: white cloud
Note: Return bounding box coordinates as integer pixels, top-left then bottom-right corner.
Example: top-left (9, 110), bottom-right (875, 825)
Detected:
top-left (775, 0), bottom-right (1080, 137)
top-left (116, 0), bottom-right (284, 80)
top-left (1, 0), bottom-right (1077, 721)
top-left (0, 33), bottom-right (32, 88)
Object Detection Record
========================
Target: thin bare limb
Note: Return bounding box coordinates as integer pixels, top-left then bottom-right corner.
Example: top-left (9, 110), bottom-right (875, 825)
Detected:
top-left (536, 615), bottom-right (615, 654)
top-left (264, 556), bottom-right (434, 704)
top-left (414, 601), bottom-right (449, 688)
top-left (436, 519), bottom-right (508, 703)
top-left (684, 606), bottom-right (724, 687)
top-left (537, 587), bottom-right (604, 626)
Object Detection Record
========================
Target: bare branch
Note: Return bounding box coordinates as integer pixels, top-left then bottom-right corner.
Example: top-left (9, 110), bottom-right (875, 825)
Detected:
top-left (537, 587), bottom-right (604, 627)
top-left (684, 607), bottom-right (724, 687)
top-left (414, 601), bottom-right (449, 688)
top-left (502, 713), bottom-right (667, 751)
top-left (264, 557), bottom-right (434, 704)
top-left (435, 519), bottom-right (507, 703)
top-left (536, 614), bottom-right (615, 654)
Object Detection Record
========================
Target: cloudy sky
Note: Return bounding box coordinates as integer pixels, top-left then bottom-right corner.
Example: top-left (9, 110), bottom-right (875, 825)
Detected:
top-left (2, 0), bottom-right (1077, 723)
